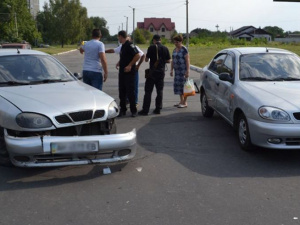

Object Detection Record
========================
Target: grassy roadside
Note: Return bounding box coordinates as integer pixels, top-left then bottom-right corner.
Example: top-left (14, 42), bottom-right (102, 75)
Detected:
top-left (32, 44), bottom-right (78, 55)
top-left (35, 43), bottom-right (300, 68)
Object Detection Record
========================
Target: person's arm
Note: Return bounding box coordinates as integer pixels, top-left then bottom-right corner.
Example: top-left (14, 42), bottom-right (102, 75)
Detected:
top-left (99, 52), bottom-right (108, 81)
top-left (136, 54), bottom-right (145, 70)
top-left (79, 47), bottom-right (84, 54)
top-left (170, 59), bottom-right (174, 77)
top-left (184, 53), bottom-right (190, 78)
top-left (124, 53), bottom-right (140, 73)
top-left (105, 49), bottom-right (115, 53)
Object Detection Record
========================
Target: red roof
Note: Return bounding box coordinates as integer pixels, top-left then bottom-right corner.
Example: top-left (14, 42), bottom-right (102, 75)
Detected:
top-left (137, 18), bottom-right (175, 31)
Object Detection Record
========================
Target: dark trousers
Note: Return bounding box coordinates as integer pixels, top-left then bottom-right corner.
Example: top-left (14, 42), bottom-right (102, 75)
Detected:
top-left (142, 72), bottom-right (165, 113)
top-left (119, 72), bottom-right (137, 114)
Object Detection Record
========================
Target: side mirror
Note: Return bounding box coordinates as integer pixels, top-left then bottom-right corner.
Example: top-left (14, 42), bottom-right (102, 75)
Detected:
top-left (219, 72), bottom-right (234, 83)
top-left (74, 72), bottom-right (83, 80)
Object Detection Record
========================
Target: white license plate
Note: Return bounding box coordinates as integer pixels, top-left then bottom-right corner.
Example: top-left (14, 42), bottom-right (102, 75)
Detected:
top-left (51, 141), bottom-right (99, 154)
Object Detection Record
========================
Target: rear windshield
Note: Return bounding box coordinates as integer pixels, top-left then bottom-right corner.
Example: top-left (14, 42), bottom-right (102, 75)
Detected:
top-left (239, 53), bottom-right (300, 81)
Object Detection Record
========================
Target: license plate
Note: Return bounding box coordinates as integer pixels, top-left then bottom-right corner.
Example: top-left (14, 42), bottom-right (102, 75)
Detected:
top-left (51, 141), bottom-right (99, 154)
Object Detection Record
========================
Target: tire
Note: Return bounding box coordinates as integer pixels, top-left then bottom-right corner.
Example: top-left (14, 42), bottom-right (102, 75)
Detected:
top-left (201, 92), bottom-right (214, 117)
top-left (0, 127), bottom-right (13, 167)
top-left (237, 114), bottom-right (253, 151)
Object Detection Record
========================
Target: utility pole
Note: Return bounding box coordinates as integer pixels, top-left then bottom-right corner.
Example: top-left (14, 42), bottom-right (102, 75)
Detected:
top-left (216, 24), bottom-right (219, 32)
top-left (124, 16), bottom-right (128, 34)
top-left (129, 6), bottom-right (135, 44)
top-left (186, 0), bottom-right (189, 49)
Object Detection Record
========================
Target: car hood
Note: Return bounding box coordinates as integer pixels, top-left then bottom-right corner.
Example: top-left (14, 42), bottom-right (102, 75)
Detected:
top-left (240, 81), bottom-right (300, 109)
top-left (0, 81), bottom-right (114, 115)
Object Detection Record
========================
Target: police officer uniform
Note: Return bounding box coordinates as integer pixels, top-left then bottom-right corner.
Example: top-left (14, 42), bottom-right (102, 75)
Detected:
top-left (119, 40), bottom-right (139, 116)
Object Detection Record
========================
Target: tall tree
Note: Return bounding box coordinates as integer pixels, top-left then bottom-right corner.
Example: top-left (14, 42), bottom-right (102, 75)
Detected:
top-left (89, 17), bottom-right (110, 38)
top-left (0, 0), bottom-right (40, 44)
top-left (263, 26), bottom-right (284, 39)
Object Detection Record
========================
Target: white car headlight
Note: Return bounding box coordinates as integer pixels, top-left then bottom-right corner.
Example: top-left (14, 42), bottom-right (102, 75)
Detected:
top-left (258, 107), bottom-right (290, 121)
top-left (107, 101), bottom-right (119, 119)
top-left (16, 113), bottom-right (53, 128)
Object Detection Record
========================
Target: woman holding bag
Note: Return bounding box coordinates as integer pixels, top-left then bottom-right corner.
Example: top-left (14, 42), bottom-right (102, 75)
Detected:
top-left (170, 34), bottom-right (190, 108)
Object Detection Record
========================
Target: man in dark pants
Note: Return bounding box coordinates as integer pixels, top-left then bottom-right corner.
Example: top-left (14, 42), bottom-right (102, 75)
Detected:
top-left (138, 35), bottom-right (171, 115)
top-left (117, 30), bottom-right (140, 117)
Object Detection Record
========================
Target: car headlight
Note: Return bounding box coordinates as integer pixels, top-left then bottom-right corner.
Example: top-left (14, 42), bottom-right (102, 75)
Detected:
top-left (16, 113), bottom-right (53, 128)
top-left (258, 107), bottom-right (290, 121)
top-left (107, 101), bottom-right (119, 119)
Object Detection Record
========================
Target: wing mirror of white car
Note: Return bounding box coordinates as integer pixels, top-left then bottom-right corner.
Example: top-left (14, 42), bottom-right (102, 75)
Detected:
top-left (74, 72), bottom-right (83, 80)
top-left (219, 72), bottom-right (234, 83)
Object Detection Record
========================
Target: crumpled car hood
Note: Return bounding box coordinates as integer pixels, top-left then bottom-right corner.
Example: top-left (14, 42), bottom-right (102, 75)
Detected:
top-left (0, 81), bottom-right (114, 116)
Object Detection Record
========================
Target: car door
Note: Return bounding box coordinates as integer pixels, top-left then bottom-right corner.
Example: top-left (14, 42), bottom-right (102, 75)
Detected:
top-left (216, 53), bottom-right (235, 122)
top-left (203, 53), bottom-right (227, 110)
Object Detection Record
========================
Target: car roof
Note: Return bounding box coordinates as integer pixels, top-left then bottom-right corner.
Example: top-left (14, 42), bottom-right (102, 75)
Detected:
top-left (0, 49), bottom-right (48, 56)
top-left (223, 47), bottom-right (293, 55)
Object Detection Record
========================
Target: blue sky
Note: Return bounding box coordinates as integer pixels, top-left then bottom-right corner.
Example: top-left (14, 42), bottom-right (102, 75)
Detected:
top-left (40, 0), bottom-right (300, 35)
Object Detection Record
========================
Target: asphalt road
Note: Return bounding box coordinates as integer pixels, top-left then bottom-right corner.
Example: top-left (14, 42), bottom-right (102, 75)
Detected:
top-left (1, 45), bottom-right (300, 225)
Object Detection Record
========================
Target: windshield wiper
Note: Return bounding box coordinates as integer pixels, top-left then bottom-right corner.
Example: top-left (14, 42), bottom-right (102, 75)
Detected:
top-left (272, 77), bottom-right (300, 81)
top-left (29, 79), bottom-right (70, 84)
top-left (0, 81), bottom-right (30, 85)
top-left (240, 77), bottom-right (272, 81)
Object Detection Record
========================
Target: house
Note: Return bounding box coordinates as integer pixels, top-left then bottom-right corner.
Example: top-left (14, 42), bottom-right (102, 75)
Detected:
top-left (275, 34), bottom-right (300, 43)
top-left (229, 26), bottom-right (272, 42)
top-left (137, 18), bottom-right (175, 39)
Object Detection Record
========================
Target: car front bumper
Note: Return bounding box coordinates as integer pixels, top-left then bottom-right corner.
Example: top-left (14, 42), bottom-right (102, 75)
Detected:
top-left (5, 129), bottom-right (137, 167)
top-left (248, 118), bottom-right (300, 149)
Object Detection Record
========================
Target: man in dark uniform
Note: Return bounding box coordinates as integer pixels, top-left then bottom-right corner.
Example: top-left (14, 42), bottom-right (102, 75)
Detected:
top-left (117, 30), bottom-right (140, 117)
top-left (138, 34), bottom-right (171, 115)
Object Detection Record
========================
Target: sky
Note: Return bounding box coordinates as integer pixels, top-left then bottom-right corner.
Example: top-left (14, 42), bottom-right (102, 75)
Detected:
top-left (40, 0), bottom-right (300, 35)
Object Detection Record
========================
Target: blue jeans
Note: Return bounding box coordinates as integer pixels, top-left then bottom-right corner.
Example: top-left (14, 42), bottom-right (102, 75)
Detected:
top-left (82, 70), bottom-right (103, 90)
top-left (126, 70), bottom-right (139, 104)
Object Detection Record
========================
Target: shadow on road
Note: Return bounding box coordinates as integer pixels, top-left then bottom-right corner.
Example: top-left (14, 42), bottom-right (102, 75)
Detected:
top-left (136, 111), bottom-right (300, 178)
top-left (0, 163), bottom-right (127, 191)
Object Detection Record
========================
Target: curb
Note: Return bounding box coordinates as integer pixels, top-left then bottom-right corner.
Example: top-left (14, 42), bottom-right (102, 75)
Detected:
top-left (54, 49), bottom-right (77, 56)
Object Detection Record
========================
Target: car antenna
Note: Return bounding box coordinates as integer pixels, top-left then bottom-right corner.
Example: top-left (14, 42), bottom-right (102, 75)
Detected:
top-left (17, 48), bottom-right (20, 54)
top-left (266, 47), bottom-right (269, 53)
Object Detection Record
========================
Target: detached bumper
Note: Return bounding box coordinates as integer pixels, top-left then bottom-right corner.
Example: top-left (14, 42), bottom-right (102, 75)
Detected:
top-left (5, 129), bottom-right (137, 167)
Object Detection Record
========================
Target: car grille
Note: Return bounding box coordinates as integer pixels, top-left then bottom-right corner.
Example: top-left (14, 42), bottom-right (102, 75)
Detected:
top-left (293, 113), bottom-right (300, 120)
top-left (55, 110), bottom-right (105, 124)
top-left (286, 138), bottom-right (300, 146)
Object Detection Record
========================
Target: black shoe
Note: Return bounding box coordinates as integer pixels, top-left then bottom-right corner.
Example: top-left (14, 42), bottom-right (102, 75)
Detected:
top-left (118, 111), bottom-right (126, 117)
top-left (131, 112), bottom-right (137, 117)
top-left (138, 110), bottom-right (148, 116)
top-left (153, 109), bottom-right (161, 114)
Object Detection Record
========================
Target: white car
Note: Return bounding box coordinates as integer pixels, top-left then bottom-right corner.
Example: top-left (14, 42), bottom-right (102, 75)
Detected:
top-left (200, 47), bottom-right (300, 150)
top-left (0, 49), bottom-right (136, 167)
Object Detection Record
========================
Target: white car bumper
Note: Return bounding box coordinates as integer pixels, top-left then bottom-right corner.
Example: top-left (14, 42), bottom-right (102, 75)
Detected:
top-left (5, 129), bottom-right (137, 167)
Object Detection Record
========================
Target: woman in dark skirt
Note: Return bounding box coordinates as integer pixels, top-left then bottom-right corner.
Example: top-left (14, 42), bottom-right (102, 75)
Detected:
top-left (170, 34), bottom-right (190, 108)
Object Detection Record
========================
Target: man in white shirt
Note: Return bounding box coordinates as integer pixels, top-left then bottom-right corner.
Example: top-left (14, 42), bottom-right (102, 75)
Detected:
top-left (80, 29), bottom-right (108, 90)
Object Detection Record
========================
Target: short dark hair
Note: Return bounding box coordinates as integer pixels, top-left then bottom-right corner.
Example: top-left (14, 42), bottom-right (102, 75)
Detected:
top-left (153, 34), bottom-right (161, 41)
top-left (92, 29), bottom-right (102, 38)
top-left (173, 34), bottom-right (183, 42)
top-left (118, 30), bottom-right (127, 39)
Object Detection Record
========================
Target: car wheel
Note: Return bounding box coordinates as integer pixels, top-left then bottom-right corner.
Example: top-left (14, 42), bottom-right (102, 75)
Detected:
top-left (237, 114), bottom-right (253, 151)
top-left (201, 92), bottom-right (214, 117)
top-left (0, 127), bottom-right (12, 167)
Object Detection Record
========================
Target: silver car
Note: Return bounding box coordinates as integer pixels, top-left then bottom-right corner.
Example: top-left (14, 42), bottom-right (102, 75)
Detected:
top-left (200, 47), bottom-right (300, 150)
top-left (0, 49), bottom-right (136, 167)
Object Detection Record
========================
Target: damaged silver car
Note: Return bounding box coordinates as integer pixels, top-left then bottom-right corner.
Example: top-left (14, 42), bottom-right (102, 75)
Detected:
top-left (0, 49), bottom-right (136, 167)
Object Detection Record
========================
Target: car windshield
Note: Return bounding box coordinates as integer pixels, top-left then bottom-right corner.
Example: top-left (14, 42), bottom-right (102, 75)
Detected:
top-left (0, 55), bottom-right (75, 85)
top-left (239, 53), bottom-right (300, 81)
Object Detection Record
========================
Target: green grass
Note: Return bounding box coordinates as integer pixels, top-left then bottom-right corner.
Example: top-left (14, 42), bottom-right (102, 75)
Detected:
top-left (35, 43), bottom-right (300, 68)
top-left (32, 44), bottom-right (78, 55)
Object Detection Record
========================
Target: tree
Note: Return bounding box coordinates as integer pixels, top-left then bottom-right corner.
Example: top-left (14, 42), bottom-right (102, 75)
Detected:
top-left (89, 17), bottom-right (109, 38)
top-left (0, 0), bottom-right (40, 44)
top-left (133, 28), bottom-right (146, 44)
top-left (263, 26), bottom-right (284, 40)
